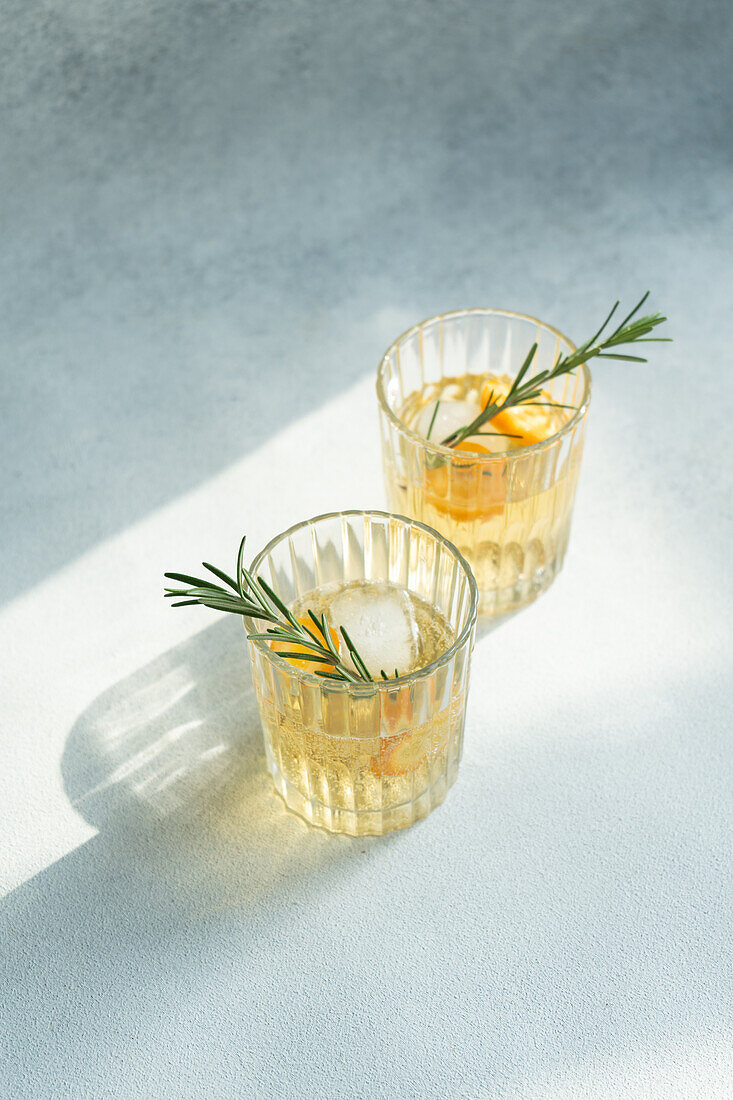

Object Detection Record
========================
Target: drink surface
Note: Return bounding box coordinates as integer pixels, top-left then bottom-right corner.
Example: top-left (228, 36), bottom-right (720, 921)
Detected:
top-left (291, 580), bottom-right (455, 679)
top-left (253, 580), bottom-right (464, 835)
top-left (401, 372), bottom-right (570, 451)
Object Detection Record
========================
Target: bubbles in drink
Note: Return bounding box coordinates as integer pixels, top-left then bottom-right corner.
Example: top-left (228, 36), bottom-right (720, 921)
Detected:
top-left (255, 580), bottom-right (464, 835)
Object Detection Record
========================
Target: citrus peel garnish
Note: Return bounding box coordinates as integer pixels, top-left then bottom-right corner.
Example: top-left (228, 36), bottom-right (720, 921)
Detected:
top-left (424, 437), bottom-right (506, 521)
top-left (270, 616), bottom-right (340, 672)
top-left (481, 377), bottom-right (566, 446)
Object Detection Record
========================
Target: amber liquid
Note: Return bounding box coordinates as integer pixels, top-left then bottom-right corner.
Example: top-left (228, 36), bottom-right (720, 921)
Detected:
top-left (386, 373), bottom-right (584, 614)
top-left (253, 582), bottom-right (464, 835)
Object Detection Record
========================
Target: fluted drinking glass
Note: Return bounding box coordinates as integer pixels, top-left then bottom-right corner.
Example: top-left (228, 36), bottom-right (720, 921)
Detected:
top-left (377, 309), bottom-right (591, 615)
top-left (246, 510), bottom-right (478, 836)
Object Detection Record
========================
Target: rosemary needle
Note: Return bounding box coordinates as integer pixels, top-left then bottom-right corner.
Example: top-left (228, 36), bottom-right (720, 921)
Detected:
top-left (425, 400), bottom-right (441, 441)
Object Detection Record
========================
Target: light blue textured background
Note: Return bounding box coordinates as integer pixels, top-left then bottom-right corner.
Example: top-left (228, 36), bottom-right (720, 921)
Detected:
top-left (2, 2), bottom-right (732, 1097)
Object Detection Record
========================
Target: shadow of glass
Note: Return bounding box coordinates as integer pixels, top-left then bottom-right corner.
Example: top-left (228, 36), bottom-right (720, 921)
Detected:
top-left (59, 601), bottom-right (523, 839)
top-left (4, 646), bottom-right (729, 1095)
top-left (60, 616), bottom-right (360, 916)
top-left (475, 606), bottom-right (524, 641)
top-left (0, 618), bottom-right (372, 1095)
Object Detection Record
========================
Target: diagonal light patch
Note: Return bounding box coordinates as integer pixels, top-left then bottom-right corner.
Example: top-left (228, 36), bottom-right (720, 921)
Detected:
top-left (533, 1033), bottom-right (733, 1099)
top-left (0, 371), bottom-right (384, 896)
top-left (2, 360), bottom-right (730, 896)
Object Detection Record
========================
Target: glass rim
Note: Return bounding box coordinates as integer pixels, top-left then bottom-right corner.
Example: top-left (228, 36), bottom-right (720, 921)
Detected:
top-left (376, 306), bottom-right (592, 461)
top-left (246, 508), bottom-right (478, 693)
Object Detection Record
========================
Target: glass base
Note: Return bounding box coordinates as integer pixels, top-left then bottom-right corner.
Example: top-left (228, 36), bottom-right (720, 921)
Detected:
top-left (269, 758), bottom-right (460, 836)
top-left (478, 549), bottom-right (566, 616)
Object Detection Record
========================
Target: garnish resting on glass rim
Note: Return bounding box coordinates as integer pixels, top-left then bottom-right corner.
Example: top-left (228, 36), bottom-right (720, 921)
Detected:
top-left (440, 292), bottom-right (670, 450)
top-left (164, 537), bottom-right (396, 683)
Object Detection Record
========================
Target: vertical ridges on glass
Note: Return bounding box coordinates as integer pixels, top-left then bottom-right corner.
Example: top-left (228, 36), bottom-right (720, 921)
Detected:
top-left (245, 511), bottom-right (477, 835)
top-left (377, 309), bottom-right (589, 614)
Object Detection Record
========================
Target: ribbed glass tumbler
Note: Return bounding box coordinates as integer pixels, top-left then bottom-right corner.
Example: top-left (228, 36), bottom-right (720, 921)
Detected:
top-left (377, 310), bottom-right (591, 615)
top-left (246, 511), bottom-right (478, 836)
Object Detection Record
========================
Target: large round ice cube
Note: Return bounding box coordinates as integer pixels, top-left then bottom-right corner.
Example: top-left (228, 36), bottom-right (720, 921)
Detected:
top-left (415, 398), bottom-right (481, 443)
top-left (328, 583), bottom-right (419, 678)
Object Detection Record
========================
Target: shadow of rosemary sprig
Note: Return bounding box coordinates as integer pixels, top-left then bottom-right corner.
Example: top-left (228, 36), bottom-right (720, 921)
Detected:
top-left (164, 536), bottom-right (382, 684)
top-left (441, 291), bottom-right (670, 449)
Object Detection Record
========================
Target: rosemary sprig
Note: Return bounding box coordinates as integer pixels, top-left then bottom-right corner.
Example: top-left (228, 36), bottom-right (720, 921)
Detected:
top-left (441, 292), bottom-right (670, 449)
top-left (164, 537), bottom-right (382, 684)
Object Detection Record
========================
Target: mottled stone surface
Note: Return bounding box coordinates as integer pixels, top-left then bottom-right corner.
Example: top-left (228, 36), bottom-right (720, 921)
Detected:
top-left (2, 2), bottom-right (731, 1097)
